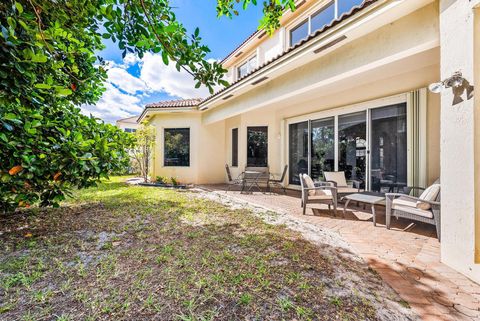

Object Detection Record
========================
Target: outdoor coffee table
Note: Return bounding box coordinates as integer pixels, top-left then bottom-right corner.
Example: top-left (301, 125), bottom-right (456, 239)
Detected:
top-left (242, 171), bottom-right (264, 193)
top-left (342, 192), bottom-right (385, 226)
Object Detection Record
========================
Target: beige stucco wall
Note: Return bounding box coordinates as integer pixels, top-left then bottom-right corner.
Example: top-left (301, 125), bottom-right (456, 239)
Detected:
top-left (204, 2), bottom-right (439, 125)
top-left (148, 112), bottom-right (225, 185)
top-left (439, 0), bottom-right (480, 284)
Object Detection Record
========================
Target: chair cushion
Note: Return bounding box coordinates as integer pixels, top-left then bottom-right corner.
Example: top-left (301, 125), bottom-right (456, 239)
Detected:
top-left (337, 187), bottom-right (361, 194)
top-left (303, 174), bottom-right (330, 197)
top-left (417, 184), bottom-right (440, 210)
top-left (308, 194), bottom-right (333, 200)
top-left (392, 196), bottom-right (417, 208)
top-left (324, 171), bottom-right (348, 187)
top-left (392, 204), bottom-right (433, 219)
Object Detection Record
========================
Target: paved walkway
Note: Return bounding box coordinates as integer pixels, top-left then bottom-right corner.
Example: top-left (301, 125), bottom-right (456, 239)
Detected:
top-left (201, 185), bottom-right (480, 321)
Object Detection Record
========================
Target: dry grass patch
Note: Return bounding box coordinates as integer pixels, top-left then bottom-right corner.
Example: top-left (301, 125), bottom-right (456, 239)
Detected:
top-left (0, 177), bottom-right (415, 320)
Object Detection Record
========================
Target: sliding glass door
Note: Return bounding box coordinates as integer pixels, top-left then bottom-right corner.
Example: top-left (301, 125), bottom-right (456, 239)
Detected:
top-left (369, 104), bottom-right (407, 192)
top-left (338, 112), bottom-right (366, 185)
top-left (310, 117), bottom-right (335, 181)
top-left (287, 102), bottom-right (408, 191)
top-left (288, 121), bottom-right (309, 185)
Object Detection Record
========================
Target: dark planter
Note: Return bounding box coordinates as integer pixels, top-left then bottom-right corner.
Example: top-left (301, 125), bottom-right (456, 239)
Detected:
top-left (138, 182), bottom-right (186, 189)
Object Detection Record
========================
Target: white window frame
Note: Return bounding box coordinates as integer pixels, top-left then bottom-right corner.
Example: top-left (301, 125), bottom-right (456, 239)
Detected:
top-left (286, 0), bottom-right (359, 48)
top-left (236, 55), bottom-right (257, 80)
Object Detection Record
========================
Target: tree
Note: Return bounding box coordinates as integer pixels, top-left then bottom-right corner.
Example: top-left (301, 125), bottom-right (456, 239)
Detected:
top-left (0, 0), bottom-right (295, 212)
top-left (131, 125), bottom-right (156, 183)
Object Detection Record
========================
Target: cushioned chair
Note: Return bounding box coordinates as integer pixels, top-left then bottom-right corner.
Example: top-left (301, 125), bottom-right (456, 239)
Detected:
top-left (324, 171), bottom-right (362, 197)
top-left (299, 173), bottom-right (337, 216)
top-left (386, 179), bottom-right (441, 240)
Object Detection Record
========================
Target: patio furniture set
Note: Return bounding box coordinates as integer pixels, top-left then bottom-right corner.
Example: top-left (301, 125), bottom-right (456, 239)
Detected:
top-left (225, 164), bottom-right (441, 240)
top-left (299, 172), bottom-right (441, 240)
top-left (225, 164), bottom-right (288, 194)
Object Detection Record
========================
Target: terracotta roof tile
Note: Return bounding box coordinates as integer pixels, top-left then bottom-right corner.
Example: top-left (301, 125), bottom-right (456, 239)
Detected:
top-left (145, 98), bottom-right (203, 108)
top-left (200, 0), bottom-right (378, 106)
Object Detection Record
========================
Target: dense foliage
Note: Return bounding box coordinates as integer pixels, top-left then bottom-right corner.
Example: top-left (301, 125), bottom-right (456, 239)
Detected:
top-left (0, 0), bottom-right (295, 212)
top-left (0, 103), bottom-right (134, 211)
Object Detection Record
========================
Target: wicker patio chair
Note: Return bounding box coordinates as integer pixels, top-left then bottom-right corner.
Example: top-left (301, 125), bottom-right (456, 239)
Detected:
top-left (299, 173), bottom-right (338, 216)
top-left (386, 180), bottom-right (441, 240)
top-left (225, 164), bottom-right (243, 193)
top-left (270, 165), bottom-right (288, 194)
top-left (324, 171), bottom-right (362, 197)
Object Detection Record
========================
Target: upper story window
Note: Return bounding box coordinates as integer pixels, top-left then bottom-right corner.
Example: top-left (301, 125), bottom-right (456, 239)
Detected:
top-left (237, 56), bottom-right (257, 79)
top-left (311, 2), bottom-right (335, 34)
top-left (338, 0), bottom-right (364, 17)
top-left (290, 19), bottom-right (309, 47)
top-left (289, 0), bottom-right (364, 47)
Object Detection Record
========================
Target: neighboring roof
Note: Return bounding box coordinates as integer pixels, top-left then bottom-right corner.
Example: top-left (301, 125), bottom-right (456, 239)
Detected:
top-left (116, 115), bottom-right (139, 124)
top-left (145, 98), bottom-right (203, 108)
top-left (138, 98), bottom-right (203, 123)
top-left (201, 0), bottom-right (377, 106)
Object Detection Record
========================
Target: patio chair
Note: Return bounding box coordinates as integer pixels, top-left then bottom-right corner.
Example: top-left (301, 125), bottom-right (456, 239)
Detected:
top-left (386, 179), bottom-right (441, 240)
top-left (270, 165), bottom-right (288, 194)
top-left (299, 173), bottom-right (338, 216)
top-left (324, 171), bottom-right (362, 197)
top-left (225, 164), bottom-right (243, 193)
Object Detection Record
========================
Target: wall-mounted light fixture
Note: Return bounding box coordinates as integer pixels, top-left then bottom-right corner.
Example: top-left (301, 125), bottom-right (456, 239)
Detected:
top-left (428, 71), bottom-right (474, 106)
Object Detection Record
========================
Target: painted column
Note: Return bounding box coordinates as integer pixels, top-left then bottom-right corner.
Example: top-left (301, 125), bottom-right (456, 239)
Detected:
top-left (439, 0), bottom-right (480, 283)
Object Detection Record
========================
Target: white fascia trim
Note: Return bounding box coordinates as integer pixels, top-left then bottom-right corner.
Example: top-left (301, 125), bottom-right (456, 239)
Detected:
top-left (137, 107), bottom-right (198, 123)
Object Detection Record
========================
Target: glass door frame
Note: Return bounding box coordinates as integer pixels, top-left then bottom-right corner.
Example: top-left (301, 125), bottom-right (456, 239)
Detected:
top-left (285, 93), bottom-right (408, 189)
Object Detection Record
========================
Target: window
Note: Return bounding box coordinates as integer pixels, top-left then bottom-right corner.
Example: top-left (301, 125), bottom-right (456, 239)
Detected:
top-left (311, 2), bottom-right (335, 34)
top-left (289, 121), bottom-right (309, 185)
top-left (337, 0), bottom-right (364, 17)
top-left (237, 56), bottom-right (257, 79)
top-left (247, 126), bottom-right (268, 167)
top-left (289, 0), bottom-right (364, 47)
top-left (164, 128), bottom-right (190, 167)
top-left (124, 128), bottom-right (136, 133)
top-left (290, 19), bottom-right (309, 47)
top-left (232, 128), bottom-right (238, 167)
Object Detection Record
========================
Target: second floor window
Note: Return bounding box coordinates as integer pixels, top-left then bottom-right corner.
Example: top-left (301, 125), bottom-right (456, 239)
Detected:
top-left (289, 0), bottom-right (364, 47)
top-left (237, 56), bottom-right (257, 79)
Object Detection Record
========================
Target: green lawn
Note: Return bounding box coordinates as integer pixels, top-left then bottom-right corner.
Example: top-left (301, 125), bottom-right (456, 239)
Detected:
top-left (0, 177), bottom-right (406, 320)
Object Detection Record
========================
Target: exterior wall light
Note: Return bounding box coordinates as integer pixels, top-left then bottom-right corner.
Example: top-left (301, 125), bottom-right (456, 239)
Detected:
top-left (428, 71), bottom-right (474, 106)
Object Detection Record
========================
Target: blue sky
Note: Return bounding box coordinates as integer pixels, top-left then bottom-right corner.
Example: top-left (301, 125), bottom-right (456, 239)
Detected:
top-left (81, 0), bottom-right (263, 123)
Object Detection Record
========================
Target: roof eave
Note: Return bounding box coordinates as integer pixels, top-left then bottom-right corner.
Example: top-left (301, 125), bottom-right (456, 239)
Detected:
top-left (137, 106), bottom-right (198, 123)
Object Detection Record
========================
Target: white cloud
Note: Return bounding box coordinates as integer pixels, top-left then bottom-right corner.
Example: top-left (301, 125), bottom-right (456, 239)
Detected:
top-left (81, 52), bottom-right (220, 123)
top-left (81, 83), bottom-right (143, 123)
top-left (140, 52), bottom-right (210, 99)
top-left (107, 67), bottom-right (147, 95)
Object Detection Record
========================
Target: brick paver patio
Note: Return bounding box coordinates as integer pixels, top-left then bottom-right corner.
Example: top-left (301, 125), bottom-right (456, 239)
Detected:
top-left (201, 185), bottom-right (480, 321)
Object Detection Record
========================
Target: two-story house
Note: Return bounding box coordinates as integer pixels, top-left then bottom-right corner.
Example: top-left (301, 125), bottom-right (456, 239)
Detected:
top-left (138, 0), bottom-right (480, 284)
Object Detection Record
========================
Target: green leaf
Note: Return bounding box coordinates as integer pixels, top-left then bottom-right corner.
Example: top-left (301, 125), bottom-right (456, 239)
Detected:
top-left (3, 113), bottom-right (17, 121)
top-left (35, 83), bottom-right (52, 89)
top-left (161, 51), bottom-right (169, 65)
top-left (15, 2), bottom-right (23, 14)
top-left (55, 88), bottom-right (73, 96)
